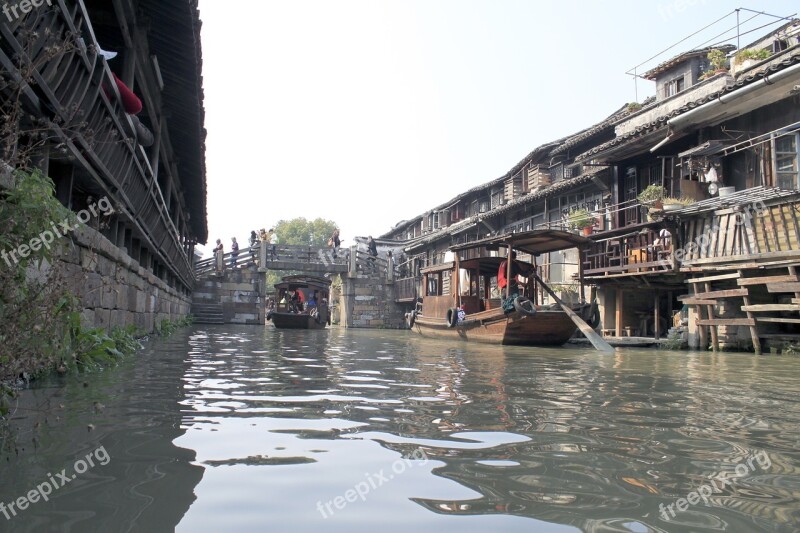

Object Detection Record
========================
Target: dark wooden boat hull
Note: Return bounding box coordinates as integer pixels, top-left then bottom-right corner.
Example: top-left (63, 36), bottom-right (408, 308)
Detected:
top-left (413, 309), bottom-right (576, 346)
top-left (270, 312), bottom-right (328, 330)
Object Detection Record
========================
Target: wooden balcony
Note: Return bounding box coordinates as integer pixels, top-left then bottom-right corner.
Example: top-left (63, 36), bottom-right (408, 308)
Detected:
top-left (584, 188), bottom-right (800, 279)
top-left (0, 1), bottom-right (198, 288)
top-left (583, 224), bottom-right (675, 278)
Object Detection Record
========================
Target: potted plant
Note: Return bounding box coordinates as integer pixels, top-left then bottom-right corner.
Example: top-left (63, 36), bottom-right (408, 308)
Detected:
top-left (700, 49), bottom-right (729, 80)
top-left (708, 49), bottom-right (729, 72)
top-left (637, 184), bottom-right (666, 209)
top-left (732, 48), bottom-right (771, 74)
top-left (568, 208), bottom-right (595, 235)
top-left (662, 196), bottom-right (694, 212)
top-left (627, 102), bottom-right (642, 113)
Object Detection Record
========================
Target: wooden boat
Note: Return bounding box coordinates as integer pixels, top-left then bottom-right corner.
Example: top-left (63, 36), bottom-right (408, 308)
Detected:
top-left (408, 230), bottom-right (597, 346)
top-left (267, 275), bottom-right (331, 329)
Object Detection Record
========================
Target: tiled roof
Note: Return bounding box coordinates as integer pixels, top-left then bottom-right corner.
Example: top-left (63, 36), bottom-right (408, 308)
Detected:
top-left (549, 101), bottom-right (656, 156)
top-left (641, 45), bottom-right (735, 80)
top-left (575, 49), bottom-right (800, 163)
top-left (403, 168), bottom-right (608, 249)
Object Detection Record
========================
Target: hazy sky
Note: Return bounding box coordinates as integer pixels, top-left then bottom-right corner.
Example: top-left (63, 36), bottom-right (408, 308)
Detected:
top-left (197, 0), bottom-right (797, 255)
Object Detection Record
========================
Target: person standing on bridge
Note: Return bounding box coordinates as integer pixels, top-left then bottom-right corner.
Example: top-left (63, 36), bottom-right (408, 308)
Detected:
top-left (214, 239), bottom-right (224, 274)
top-left (330, 228), bottom-right (341, 259)
top-left (249, 230), bottom-right (258, 262)
top-left (367, 236), bottom-right (378, 271)
top-left (269, 229), bottom-right (278, 261)
top-left (230, 237), bottom-right (239, 268)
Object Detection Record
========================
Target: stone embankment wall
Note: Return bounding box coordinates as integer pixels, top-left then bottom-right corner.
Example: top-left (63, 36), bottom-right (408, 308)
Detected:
top-left (56, 226), bottom-right (191, 333)
top-left (339, 270), bottom-right (406, 329)
top-left (193, 265), bottom-right (263, 324)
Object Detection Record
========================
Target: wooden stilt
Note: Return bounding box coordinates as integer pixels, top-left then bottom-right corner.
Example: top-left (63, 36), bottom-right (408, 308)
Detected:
top-left (616, 288), bottom-right (624, 338)
top-left (738, 269), bottom-right (762, 355)
top-left (654, 290), bottom-right (661, 340)
top-left (692, 281), bottom-right (708, 350)
top-left (705, 281), bottom-right (719, 352)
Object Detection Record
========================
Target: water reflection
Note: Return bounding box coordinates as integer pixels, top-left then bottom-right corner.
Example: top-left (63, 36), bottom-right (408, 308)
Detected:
top-left (174, 327), bottom-right (800, 532)
top-left (0, 331), bottom-right (204, 533)
top-left (2, 325), bottom-right (800, 532)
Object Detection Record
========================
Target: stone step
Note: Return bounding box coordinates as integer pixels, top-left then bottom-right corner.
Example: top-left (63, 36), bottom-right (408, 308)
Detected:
top-left (192, 316), bottom-right (225, 324)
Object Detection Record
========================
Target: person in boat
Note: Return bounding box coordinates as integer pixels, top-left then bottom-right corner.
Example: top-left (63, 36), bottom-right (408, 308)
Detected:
top-left (498, 251), bottom-right (534, 301)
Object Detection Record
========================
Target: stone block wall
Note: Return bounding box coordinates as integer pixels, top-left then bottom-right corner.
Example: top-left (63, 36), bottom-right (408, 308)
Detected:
top-left (54, 225), bottom-right (191, 333)
top-left (339, 270), bottom-right (406, 329)
top-left (194, 265), bottom-right (263, 324)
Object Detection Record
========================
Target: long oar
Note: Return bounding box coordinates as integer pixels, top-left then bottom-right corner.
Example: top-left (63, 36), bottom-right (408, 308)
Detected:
top-left (532, 272), bottom-right (614, 353)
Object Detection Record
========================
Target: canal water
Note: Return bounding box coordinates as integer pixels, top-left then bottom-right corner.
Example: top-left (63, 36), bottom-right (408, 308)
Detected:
top-left (1, 325), bottom-right (799, 532)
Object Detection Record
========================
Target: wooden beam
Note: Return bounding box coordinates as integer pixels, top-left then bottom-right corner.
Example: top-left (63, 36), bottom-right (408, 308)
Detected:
top-left (681, 298), bottom-right (719, 305)
top-left (616, 288), bottom-right (623, 338)
top-left (757, 317), bottom-right (800, 324)
top-left (742, 304), bottom-right (800, 312)
top-left (738, 275), bottom-right (800, 286)
top-left (691, 288), bottom-right (749, 299)
top-left (698, 318), bottom-right (756, 326)
top-left (683, 250), bottom-right (800, 266)
top-left (766, 283), bottom-right (800, 293)
top-left (686, 273), bottom-right (740, 283)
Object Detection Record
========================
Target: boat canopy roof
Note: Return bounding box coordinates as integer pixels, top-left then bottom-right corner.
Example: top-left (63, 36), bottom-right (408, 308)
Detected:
top-left (450, 229), bottom-right (590, 256)
top-left (274, 275), bottom-right (331, 290)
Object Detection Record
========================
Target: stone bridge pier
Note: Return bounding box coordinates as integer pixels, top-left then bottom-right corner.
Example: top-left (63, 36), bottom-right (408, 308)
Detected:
top-left (338, 249), bottom-right (407, 329)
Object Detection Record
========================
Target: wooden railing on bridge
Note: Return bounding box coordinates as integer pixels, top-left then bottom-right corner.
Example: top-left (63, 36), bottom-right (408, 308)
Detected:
top-left (194, 244), bottom-right (406, 280)
top-left (0, 2), bottom-right (195, 287)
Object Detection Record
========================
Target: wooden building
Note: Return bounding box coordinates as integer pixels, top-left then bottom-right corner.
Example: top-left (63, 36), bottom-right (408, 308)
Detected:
top-left (385, 19), bottom-right (800, 352)
top-left (0, 1), bottom-right (206, 331)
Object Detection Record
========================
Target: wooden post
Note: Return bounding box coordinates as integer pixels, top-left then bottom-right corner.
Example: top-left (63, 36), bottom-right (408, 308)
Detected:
top-left (616, 288), bottom-right (624, 338)
top-left (506, 243), bottom-right (513, 299)
top-left (654, 290), bottom-right (661, 340)
top-left (578, 248), bottom-right (586, 303)
top-left (739, 269), bottom-right (762, 355)
top-left (705, 281), bottom-right (719, 352)
top-left (454, 255), bottom-right (460, 307)
top-left (667, 290), bottom-right (673, 331)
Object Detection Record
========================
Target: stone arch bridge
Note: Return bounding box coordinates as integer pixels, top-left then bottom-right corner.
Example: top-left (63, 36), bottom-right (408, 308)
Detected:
top-left (191, 243), bottom-right (408, 327)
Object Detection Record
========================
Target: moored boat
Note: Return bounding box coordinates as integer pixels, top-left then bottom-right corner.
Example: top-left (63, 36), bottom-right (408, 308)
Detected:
top-left (407, 230), bottom-right (597, 346)
top-left (267, 275), bottom-right (332, 330)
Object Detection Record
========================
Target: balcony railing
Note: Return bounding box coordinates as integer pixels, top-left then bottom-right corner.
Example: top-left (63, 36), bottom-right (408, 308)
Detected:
top-left (584, 226), bottom-right (674, 278)
top-left (0, 2), bottom-right (194, 287)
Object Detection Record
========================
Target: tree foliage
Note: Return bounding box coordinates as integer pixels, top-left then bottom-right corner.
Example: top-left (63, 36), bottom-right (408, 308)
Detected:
top-left (274, 217), bottom-right (338, 248)
top-left (265, 218), bottom-right (339, 291)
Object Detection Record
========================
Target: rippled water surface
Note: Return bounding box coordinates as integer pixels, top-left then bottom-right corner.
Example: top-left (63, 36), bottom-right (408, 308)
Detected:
top-left (2, 325), bottom-right (800, 532)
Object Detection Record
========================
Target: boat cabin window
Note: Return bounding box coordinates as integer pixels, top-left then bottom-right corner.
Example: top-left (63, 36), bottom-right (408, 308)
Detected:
top-left (426, 275), bottom-right (440, 296)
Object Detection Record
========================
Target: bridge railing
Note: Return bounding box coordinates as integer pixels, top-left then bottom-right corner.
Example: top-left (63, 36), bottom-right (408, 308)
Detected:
top-left (194, 243), bottom-right (350, 278)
